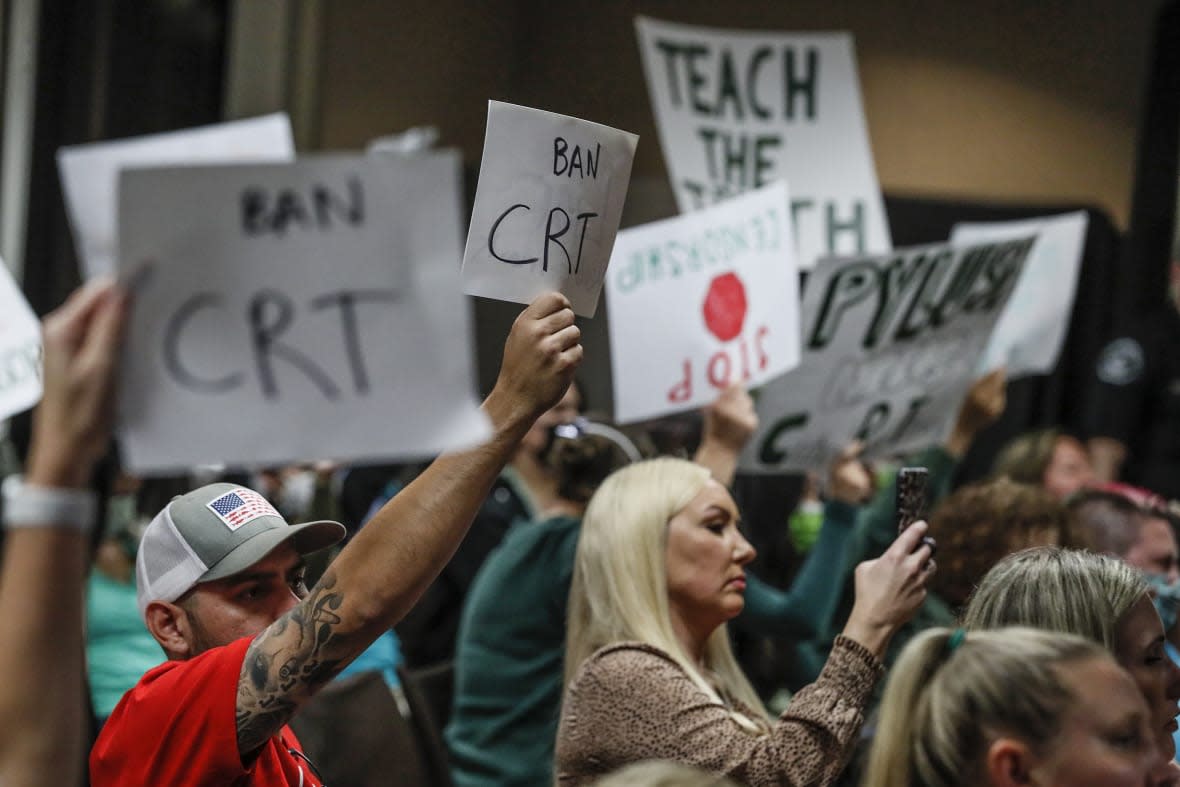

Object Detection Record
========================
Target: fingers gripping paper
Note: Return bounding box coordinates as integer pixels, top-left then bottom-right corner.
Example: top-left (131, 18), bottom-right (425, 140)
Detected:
top-left (461, 101), bottom-right (638, 317)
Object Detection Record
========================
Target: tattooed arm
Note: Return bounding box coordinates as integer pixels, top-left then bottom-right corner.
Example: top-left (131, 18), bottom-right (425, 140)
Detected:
top-left (235, 293), bottom-right (583, 756)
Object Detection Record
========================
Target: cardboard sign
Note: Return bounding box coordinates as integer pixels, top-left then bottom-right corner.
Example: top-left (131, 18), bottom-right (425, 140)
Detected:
top-left (634, 17), bottom-right (890, 270)
top-left (58, 113), bottom-right (295, 280)
top-left (742, 236), bottom-right (1035, 472)
top-left (462, 101), bottom-right (638, 317)
top-left (606, 181), bottom-right (801, 423)
top-left (0, 259), bottom-right (41, 420)
top-left (116, 153), bottom-right (490, 474)
top-left (951, 211), bottom-right (1088, 377)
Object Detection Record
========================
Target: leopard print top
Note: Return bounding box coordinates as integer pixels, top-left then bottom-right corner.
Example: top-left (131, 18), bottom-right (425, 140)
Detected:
top-left (555, 635), bottom-right (883, 786)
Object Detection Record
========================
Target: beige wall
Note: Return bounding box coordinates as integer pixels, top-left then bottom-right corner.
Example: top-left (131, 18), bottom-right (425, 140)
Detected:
top-left (316, 0), bottom-right (1164, 229)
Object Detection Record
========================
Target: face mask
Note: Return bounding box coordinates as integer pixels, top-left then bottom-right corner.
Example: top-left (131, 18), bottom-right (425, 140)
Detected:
top-left (788, 500), bottom-right (824, 554)
top-left (1145, 572), bottom-right (1180, 633)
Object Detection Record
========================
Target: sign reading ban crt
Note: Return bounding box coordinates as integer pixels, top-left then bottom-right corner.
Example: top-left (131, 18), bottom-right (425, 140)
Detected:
top-left (462, 101), bottom-right (638, 318)
top-left (117, 154), bottom-right (489, 474)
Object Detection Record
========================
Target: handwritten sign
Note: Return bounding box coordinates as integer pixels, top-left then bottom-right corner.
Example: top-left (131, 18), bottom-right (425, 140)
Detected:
top-left (950, 211), bottom-right (1087, 377)
top-left (742, 237), bottom-right (1034, 472)
top-left (58, 113), bottom-right (295, 280)
top-left (634, 17), bottom-right (890, 270)
top-left (0, 259), bottom-right (41, 421)
top-left (461, 101), bottom-right (638, 317)
top-left (116, 153), bottom-right (490, 474)
top-left (606, 181), bottom-right (801, 423)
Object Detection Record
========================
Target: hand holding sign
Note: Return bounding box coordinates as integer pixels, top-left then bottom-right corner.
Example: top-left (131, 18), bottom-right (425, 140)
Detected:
top-left (27, 280), bottom-right (128, 487)
top-left (462, 101), bottom-right (638, 317)
top-left (487, 292), bottom-right (584, 429)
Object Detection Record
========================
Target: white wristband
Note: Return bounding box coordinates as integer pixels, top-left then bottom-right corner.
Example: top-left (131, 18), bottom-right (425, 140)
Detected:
top-left (2, 475), bottom-right (98, 532)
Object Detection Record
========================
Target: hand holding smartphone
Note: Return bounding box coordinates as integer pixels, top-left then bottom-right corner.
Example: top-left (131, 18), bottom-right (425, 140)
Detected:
top-left (895, 467), bottom-right (929, 534)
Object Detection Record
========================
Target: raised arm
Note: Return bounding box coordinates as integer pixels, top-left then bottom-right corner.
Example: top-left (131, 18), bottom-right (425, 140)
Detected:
top-left (692, 383), bottom-right (757, 486)
top-left (235, 292), bottom-right (582, 754)
top-left (0, 280), bottom-right (127, 787)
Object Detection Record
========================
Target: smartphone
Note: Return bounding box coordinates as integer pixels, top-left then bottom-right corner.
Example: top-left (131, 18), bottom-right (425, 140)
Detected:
top-left (895, 467), bottom-right (929, 534)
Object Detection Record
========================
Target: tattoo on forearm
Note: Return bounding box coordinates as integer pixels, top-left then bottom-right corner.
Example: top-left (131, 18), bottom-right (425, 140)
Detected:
top-left (236, 570), bottom-right (349, 755)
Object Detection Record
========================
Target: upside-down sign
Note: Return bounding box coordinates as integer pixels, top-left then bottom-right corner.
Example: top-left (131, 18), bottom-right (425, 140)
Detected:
top-left (606, 181), bottom-right (801, 424)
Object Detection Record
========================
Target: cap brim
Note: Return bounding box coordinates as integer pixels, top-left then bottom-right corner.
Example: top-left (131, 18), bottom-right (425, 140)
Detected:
top-left (201, 519), bottom-right (347, 583)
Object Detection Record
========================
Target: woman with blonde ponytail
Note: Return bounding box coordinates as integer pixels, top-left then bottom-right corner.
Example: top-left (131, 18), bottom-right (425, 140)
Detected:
top-left (864, 627), bottom-right (1164, 787)
top-left (556, 457), bottom-right (936, 786)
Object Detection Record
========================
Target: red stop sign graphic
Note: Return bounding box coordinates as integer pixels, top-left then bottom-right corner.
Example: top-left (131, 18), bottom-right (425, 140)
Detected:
top-left (702, 272), bottom-right (748, 342)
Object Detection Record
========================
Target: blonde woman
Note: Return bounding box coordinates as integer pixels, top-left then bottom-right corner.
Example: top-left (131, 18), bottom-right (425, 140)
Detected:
top-left (962, 547), bottom-right (1180, 762)
top-left (555, 458), bottom-right (934, 786)
top-left (863, 627), bottom-right (1164, 787)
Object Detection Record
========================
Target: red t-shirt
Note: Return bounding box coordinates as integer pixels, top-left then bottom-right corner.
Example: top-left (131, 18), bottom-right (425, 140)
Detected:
top-left (90, 636), bottom-right (323, 786)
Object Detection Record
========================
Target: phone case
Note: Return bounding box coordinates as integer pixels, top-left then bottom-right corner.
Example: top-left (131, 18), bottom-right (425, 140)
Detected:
top-left (895, 467), bottom-right (929, 533)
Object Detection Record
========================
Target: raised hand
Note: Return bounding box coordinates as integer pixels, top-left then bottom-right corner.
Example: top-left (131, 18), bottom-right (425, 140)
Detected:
top-left (842, 520), bottom-right (935, 658)
top-left (27, 279), bottom-right (128, 488)
top-left (489, 292), bottom-right (583, 430)
top-left (946, 367), bottom-right (1007, 458)
top-left (827, 441), bottom-right (874, 505)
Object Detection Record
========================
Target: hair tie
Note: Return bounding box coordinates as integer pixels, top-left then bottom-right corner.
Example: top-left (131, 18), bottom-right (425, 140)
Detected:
top-left (946, 628), bottom-right (967, 653)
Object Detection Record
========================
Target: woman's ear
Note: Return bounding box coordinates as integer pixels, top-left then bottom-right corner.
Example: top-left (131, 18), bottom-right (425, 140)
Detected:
top-left (985, 737), bottom-right (1038, 787)
top-left (144, 600), bottom-right (192, 659)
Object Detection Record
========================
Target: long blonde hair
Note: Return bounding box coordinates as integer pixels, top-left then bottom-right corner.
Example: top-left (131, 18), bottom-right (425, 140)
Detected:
top-left (863, 627), bottom-right (1108, 787)
top-left (564, 458), bottom-right (767, 726)
top-left (961, 546), bottom-right (1147, 651)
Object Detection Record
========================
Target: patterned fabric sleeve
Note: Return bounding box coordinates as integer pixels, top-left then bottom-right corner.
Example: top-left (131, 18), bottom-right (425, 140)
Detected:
top-left (555, 636), bottom-right (882, 786)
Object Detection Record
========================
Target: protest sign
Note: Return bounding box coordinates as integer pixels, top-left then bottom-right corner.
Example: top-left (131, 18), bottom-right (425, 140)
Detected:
top-left (116, 152), bottom-right (490, 474)
top-left (742, 236), bottom-right (1035, 472)
top-left (0, 260), bottom-right (41, 421)
top-left (606, 181), bottom-right (800, 423)
top-left (951, 211), bottom-right (1088, 377)
top-left (634, 17), bottom-right (890, 271)
top-left (58, 113), bottom-right (295, 280)
top-left (462, 101), bottom-right (638, 317)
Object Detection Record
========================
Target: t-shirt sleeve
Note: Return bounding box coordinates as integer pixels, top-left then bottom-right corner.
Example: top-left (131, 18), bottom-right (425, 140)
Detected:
top-left (90, 636), bottom-right (254, 786)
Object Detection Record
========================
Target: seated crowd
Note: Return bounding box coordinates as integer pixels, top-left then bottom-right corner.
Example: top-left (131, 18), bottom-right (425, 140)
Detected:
top-left (2, 279), bottom-right (1180, 787)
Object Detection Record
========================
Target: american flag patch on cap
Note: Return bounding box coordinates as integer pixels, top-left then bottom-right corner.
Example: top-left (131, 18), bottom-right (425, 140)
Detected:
top-left (206, 488), bottom-right (281, 531)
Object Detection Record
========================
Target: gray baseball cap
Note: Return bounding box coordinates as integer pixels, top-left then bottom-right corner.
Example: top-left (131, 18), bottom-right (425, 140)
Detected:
top-left (135, 482), bottom-right (346, 617)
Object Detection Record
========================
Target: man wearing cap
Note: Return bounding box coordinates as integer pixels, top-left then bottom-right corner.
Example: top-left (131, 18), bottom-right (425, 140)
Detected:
top-left (90, 292), bottom-right (582, 786)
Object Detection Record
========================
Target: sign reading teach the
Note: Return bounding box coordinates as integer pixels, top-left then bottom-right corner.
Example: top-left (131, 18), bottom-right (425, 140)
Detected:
top-left (606, 181), bottom-right (801, 423)
top-left (0, 259), bottom-right (42, 421)
top-left (58, 113), bottom-right (295, 280)
top-left (634, 17), bottom-right (890, 270)
top-left (462, 101), bottom-right (638, 317)
top-left (742, 236), bottom-right (1035, 472)
top-left (117, 153), bottom-right (490, 475)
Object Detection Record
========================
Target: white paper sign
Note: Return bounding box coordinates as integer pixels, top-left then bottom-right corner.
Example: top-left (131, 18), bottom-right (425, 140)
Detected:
top-left (462, 101), bottom-right (638, 317)
top-left (58, 113), bottom-right (295, 280)
top-left (117, 153), bottom-right (490, 474)
top-left (635, 17), bottom-right (891, 271)
top-left (742, 236), bottom-right (1035, 472)
top-left (950, 211), bottom-right (1088, 378)
top-left (0, 260), bottom-right (42, 420)
top-left (606, 182), bottom-right (801, 423)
